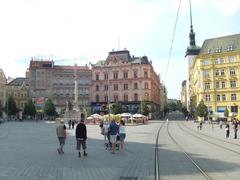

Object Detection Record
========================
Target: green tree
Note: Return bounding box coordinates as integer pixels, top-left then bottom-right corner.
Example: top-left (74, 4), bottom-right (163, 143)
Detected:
top-left (224, 108), bottom-right (229, 118)
top-left (111, 102), bottom-right (122, 114)
top-left (196, 100), bottom-right (208, 118)
top-left (168, 102), bottom-right (177, 112)
top-left (44, 99), bottom-right (56, 117)
top-left (142, 102), bottom-right (150, 116)
top-left (5, 96), bottom-right (18, 116)
top-left (189, 96), bottom-right (197, 117)
top-left (24, 99), bottom-right (36, 118)
top-left (176, 100), bottom-right (182, 111)
top-left (182, 106), bottom-right (189, 117)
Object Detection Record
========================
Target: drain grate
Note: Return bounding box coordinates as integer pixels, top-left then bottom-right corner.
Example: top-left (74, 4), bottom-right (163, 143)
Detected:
top-left (119, 176), bottom-right (137, 180)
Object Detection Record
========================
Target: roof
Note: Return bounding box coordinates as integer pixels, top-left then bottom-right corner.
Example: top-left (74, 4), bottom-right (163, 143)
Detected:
top-left (199, 34), bottom-right (240, 55)
top-left (7, 77), bottom-right (28, 86)
top-left (105, 49), bottom-right (132, 64)
top-left (54, 65), bottom-right (90, 71)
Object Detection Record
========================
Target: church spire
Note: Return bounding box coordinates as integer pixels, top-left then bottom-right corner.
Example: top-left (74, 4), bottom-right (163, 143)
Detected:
top-left (185, 0), bottom-right (200, 56)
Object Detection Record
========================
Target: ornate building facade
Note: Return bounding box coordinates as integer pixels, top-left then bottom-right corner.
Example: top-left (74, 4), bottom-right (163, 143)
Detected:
top-left (91, 49), bottom-right (163, 118)
top-left (28, 60), bottom-right (92, 117)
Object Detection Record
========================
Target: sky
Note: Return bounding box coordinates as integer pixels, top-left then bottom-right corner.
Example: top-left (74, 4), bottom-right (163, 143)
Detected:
top-left (0, 0), bottom-right (240, 99)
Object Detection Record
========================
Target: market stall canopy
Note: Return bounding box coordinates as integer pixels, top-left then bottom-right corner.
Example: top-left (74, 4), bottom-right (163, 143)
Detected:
top-left (133, 114), bottom-right (145, 118)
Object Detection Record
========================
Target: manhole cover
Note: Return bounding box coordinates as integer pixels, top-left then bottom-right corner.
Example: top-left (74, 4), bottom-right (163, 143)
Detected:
top-left (119, 177), bottom-right (137, 180)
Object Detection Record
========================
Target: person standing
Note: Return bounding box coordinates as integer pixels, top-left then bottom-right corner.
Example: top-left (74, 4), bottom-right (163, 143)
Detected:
top-left (75, 119), bottom-right (88, 157)
top-left (109, 119), bottom-right (119, 154)
top-left (233, 120), bottom-right (238, 139)
top-left (56, 119), bottom-right (67, 154)
top-left (103, 120), bottom-right (110, 145)
top-left (225, 122), bottom-right (230, 138)
top-left (72, 120), bottom-right (75, 129)
top-left (68, 120), bottom-right (72, 129)
top-left (119, 120), bottom-right (126, 151)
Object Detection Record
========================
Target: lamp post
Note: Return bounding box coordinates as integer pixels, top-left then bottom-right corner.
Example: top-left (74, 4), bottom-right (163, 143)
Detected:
top-left (107, 66), bottom-right (111, 121)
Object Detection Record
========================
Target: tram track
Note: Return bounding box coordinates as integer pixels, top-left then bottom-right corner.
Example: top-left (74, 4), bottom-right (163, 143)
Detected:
top-left (167, 121), bottom-right (213, 180)
top-left (154, 121), bottom-right (166, 180)
top-left (181, 121), bottom-right (240, 148)
top-left (178, 122), bottom-right (240, 155)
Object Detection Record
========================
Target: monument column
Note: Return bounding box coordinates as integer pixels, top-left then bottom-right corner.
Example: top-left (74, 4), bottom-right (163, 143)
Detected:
top-left (73, 63), bottom-right (79, 111)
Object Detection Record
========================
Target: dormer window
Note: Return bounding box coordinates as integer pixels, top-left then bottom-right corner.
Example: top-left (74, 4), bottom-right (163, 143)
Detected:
top-left (227, 45), bottom-right (233, 51)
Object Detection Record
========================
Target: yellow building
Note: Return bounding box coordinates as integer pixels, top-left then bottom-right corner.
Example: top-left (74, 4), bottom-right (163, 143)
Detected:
top-left (189, 34), bottom-right (240, 118)
top-left (5, 78), bottom-right (29, 111)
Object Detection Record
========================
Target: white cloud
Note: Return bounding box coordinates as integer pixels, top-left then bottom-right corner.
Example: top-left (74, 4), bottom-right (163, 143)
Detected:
top-left (213, 0), bottom-right (240, 16)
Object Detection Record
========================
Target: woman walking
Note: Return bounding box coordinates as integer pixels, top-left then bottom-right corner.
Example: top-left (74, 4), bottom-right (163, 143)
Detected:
top-left (119, 120), bottom-right (126, 151)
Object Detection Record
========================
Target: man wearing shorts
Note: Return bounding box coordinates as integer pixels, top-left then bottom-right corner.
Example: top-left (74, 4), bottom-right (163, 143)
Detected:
top-left (75, 119), bottom-right (88, 157)
top-left (109, 119), bottom-right (119, 154)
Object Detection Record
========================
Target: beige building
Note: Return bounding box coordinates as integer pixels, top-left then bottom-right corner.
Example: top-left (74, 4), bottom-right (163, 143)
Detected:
top-left (91, 49), bottom-right (163, 119)
top-left (189, 34), bottom-right (240, 118)
top-left (28, 60), bottom-right (92, 117)
top-left (0, 69), bottom-right (7, 109)
top-left (5, 78), bottom-right (29, 111)
top-left (160, 83), bottom-right (168, 116)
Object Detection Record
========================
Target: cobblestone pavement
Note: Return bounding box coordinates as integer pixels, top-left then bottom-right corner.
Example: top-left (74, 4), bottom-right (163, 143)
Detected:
top-left (0, 115), bottom-right (240, 180)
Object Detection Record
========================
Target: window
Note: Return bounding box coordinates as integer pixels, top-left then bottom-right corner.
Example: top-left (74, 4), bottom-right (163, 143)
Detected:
top-left (134, 83), bottom-right (138, 89)
top-left (231, 94), bottom-right (237, 101)
top-left (104, 73), bottom-right (108, 80)
top-left (222, 82), bottom-right (225, 88)
top-left (220, 58), bottom-right (224, 64)
top-left (230, 68), bottom-right (236, 76)
top-left (123, 94), bottom-right (128, 102)
top-left (230, 80), bottom-right (236, 88)
top-left (96, 85), bottom-right (99, 91)
top-left (204, 70), bottom-right (210, 77)
top-left (203, 59), bottom-right (209, 65)
top-left (215, 47), bottom-right (222, 53)
top-left (123, 84), bottom-right (128, 90)
top-left (144, 71), bottom-right (148, 78)
top-left (222, 94), bottom-right (226, 101)
top-left (104, 84), bottom-right (108, 91)
top-left (144, 82), bottom-right (149, 89)
top-left (144, 93), bottom-right (149, 101)
top-left (208, 49), bottom-right (212, 54)
top-left (113, 72), bottom-right (118, 79)
top-left (114, 84), bottom-right (118, 91)
top-left (123, 72), bottom-right (128, 79)
top-left (104, 96), bottom-right (108, 102)
top-left (114, 95), bottom-right (118, 102)
top-left (221, 69), bottom-right (225, 76)
top-left (215, 69), bottom-right (219, 76)
top-left (96, 95), bottom-right (99, 102)
top-left (205, 94), bottom-right (210, 102)
top-left (228, 56), bottom-right (236, 63)
top-left (96, 74), bottom-right (99, 80)
top-left (134, 93), bottom-right (138, 101)
top-left (216, 95), bottom-right (220, 101)
top-left (216, 81), bottom-right (220, 89)
top-left (204, 82), bottom-right (210, 90)
top-left (133, 71), bottom-right (138, 78)
top-left (214, 58), bottom-right (220, 64)
top-left (227, 45), bottom-right (234, 51)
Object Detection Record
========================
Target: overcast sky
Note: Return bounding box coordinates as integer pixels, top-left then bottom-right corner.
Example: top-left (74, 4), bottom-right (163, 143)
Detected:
top-left (0, 0), bottom-right (239, 99)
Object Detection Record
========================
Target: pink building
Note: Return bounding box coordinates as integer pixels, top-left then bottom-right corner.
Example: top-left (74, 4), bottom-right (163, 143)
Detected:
top-left (91, 49), bottom-right (162, 118)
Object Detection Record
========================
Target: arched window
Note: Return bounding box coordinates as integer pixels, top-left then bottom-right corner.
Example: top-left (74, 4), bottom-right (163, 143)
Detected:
top-left (134, 93), bottom-right (138, 101)
top-left (144, 82), bottom-right (148, 89)
top-left (144, 93), bottom-right (149, 101)
top-left (96, 95), bottom-right (100, 102)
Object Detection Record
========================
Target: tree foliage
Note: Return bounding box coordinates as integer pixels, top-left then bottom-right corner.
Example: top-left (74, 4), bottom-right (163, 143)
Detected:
top-left (182, 106), bottom-right (189, 117)
top-left (111, 102), bottom-right (122, 114)
top-left (142, 102), bottom-right (150, 116)
top-left (224, 108), bottom-right (229, 118)
top-left (44, 99), bottom-right (56, 117)
top-left (5, 96), bottom-right (18, 115)
top-left (196, 100), bottom-right (208, 118)
top-left (24, 99), bottom-right (36, 117)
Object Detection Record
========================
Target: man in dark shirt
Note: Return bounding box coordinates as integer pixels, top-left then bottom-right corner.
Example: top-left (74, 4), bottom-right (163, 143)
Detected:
top-left (109, 119), bottom-right (119, 154)
top-left (75, 119), bottom-right (87, 157)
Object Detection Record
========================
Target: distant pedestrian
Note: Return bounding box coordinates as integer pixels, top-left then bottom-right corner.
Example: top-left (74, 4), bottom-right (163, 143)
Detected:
top-left (75, 119), bottom-right (88, 157)
top-left (225, 122), bottom-right (230, 138)
top-left (72, 120), bottom-right (75, 129)
top-left (103, 120), bottom-right (109, 145)
top-left (233, 121), bottom-right (238, 139)
top-left (119, 120), bottom-right (126, 151)
top-left (56, 119), bottom-right (67, 154)
top-left (109, 119), bottom-right (119, 154)
top-left (199, 122), bottom-right (203, 130)
top-left (68, 120), bottom-right (72, 129)
top-left (219, 120), bottom-right (223, 129)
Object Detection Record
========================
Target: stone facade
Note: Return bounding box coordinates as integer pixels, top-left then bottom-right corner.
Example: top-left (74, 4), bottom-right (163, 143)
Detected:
top-left (0, 69), bottom-right (6, 109)
top-left (5, 78), bottom-right (29, 111)
top-left (28, 60), bottom-right (92, 117)
top-left (91, 49), bottom-right (162, 118)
